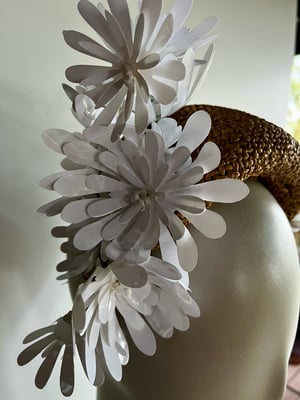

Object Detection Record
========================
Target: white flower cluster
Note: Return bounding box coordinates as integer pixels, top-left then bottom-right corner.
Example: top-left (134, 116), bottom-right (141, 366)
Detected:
top-left (18, 0), bottom-right (249, 396)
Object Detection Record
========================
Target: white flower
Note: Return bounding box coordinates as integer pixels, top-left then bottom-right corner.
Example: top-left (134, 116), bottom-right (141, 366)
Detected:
top-left (63, 0), bottom-right (216, 135)
top-left (72, 262), bottom-right (199, 383)
top-left (17, 313), bottom-right (76, 397)
top-left (50, 111), bottom-right (248, 272)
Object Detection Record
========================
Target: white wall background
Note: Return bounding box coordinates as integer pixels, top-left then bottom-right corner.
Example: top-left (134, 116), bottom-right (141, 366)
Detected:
top-left (0, 1), bottom-right (296, 399)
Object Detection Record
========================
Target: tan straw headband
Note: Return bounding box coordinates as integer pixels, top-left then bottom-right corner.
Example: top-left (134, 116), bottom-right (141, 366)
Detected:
top-left (172, 104), bottom-right (300, 221)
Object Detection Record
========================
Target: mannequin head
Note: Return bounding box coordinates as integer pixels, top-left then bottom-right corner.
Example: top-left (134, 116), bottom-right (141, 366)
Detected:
top-left (98, 180), bottom-right (300, 400)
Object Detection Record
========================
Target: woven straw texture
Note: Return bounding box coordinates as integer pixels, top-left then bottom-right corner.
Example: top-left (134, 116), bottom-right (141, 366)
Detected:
top-left (171, 104), bottom-right (300, 221)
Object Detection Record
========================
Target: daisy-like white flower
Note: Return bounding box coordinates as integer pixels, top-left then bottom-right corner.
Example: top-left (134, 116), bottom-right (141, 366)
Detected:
top-left (17, 313), bottom-right (75, 397)
top-left (72, 262), bottom-right (198, 383)
top-left (49, 111), bottom-right (248, 272)
top-left (63, 0), bottom-right (216, 135)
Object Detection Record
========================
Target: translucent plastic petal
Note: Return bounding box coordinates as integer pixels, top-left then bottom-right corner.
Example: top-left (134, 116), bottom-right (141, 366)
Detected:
top-left (146, 306), bottom-right (173, 338)
top-left (163, 165), bottom-right (203, 190)
top-left (172, 16), bottom-right (217, 54)
top-left (139, 0), bottom-right (162, 50)
top-left (192, 179), bottom-right (250, 203)
top-left (154, 117), bottom-right (182, 147)
top-left (61, 198), bottom-right (95, 223)
top-left (54, 175), bottom-right (97, 197)
top-left (134, 82), bottom-right (149, 134)
top-left (94, 85), bottom-right (127, 126)
top-left (158, 222), bottom-right (189, 287)
top-left (170, 0), bottom-right (193, 34)
top-left (40, 170), bottom-right (92, 191)
top-left (145, 257), bottom-right (181, 280)
top-left (117, 304), bottom-right (156, 356)
top-left (176, 110), bottom-right (211, 152)
top-left (37, 197), bottom-right (73, 217)
top-left (192, 141), bottom-right (221, 173)
top-left (86, 174), bottom-right (131, 192)
top-left (78, 0), bottom-right (125, 55)
top-left (176, 226), bottom-right (198, 272)
top-left (151, 59), bottom-right (185, 81)
top-left (142, 73), bottom-right (177, 105)
top-left (108, 0), bottom-right (133, 54)
top-left (166, 146), bottom-right (190, 174)
top-left (159, 291), bottom-right (189, 331)
top-left (42, 129), bottom-right (81, 154)
top-left (184, 208), bottom-right (226, 239)
top-left (73, 219), bottom-right (105, 250)
top-left (100, 326), bottom-right (122, 381)
top-left (63, 30), bottom-right (120, 64)
top-left (87, 198), bottom-right (126, 218)
top-left (148, 14), bottom-right (174, 53)
top-left (62, 142), bottom-right (100, 170)
top-left (110, 262), bottom-right (148, 288)
top-left (168, 194), bottom-right (205, 214)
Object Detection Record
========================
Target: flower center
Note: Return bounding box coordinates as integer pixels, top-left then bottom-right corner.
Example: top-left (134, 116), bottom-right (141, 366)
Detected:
top-left (122, 63), bottom-right (136, 88)
top-left (129, 189), bottom-right (165, 208)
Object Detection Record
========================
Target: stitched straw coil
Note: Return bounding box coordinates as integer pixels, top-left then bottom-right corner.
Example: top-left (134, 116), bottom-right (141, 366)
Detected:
top-left (171, 105), bottom-right (300, 221)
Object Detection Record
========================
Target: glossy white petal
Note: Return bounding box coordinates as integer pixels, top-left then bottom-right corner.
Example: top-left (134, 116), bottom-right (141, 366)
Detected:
top-left (192, 142), bottom-right (221, 173)
top-left (176, 226), bottom-right (198, 272)
top-left (183, 208), bottom-right (226, 239)
top-left (110, 262), bottom-right (148, 288)
top-left (192, 179), bottom-right (249, 203)
top-left (176, 110), bottom-right (211, 152)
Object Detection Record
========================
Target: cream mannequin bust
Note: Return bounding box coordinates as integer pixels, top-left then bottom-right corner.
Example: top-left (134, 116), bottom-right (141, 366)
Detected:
top-left (97, 180), bottom-right (300, 400)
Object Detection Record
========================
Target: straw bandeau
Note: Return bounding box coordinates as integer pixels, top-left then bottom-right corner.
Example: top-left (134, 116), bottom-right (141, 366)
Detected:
top-left (173, 104), bottom-right (300, 220)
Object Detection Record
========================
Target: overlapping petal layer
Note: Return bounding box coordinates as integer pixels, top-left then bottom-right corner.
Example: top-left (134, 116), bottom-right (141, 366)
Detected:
top-left (64, 0), bottom-right (217, 134)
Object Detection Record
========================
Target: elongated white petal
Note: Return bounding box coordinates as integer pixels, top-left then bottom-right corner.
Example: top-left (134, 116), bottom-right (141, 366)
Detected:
top-left (166, 146), bottom-right (190, 174)
top-left (73, 219), bottom-right (105, 250)
top-left (110, 262), bottom-right (148, 288)
top-left (63, 142), bottom-right (100, 170)
top-left (145, 257), bottom-right (181, 280)
top-left (100, 326), bottom-right (122, 381)
top-left (42, 129), bottom-right (83, 154)
top-left (159, 291), bottom-right (190, 331)
top-left (95, 85), bottom-right (127, 126)
top-left (108, 0), bottom-right (133, 54)
top-left (86, 175), bottom-right (131, 192)
top-left (168, 195), bottom-right (205, 214)
top-left (183, 208), bottom-right (226, 239)
top-left (139, 0), bottom-right (162, 50)
top-left (192, 142), bottom-right (221, 173)
top-left (148, 14), bottom-right (174, 53)
top-left (170, 0), bottom-right (193, 34)
top-left (176, 226), bottom-right (198, 272)
top-left (87, 198), bottom-right (126, 218)
top-left (159, 222), bottom-right (189, 287)
top-left (54, 175), bottom-right (97, 197)
top-left (176, 110), bottom-right (211, 152)
top-left (146, 306), bottom-right (173, 338)
top-left (117, 303), bottom-right (156, 356)
top-left (61, 198), bottom-right (95, 223)
top-left (192, 179), bottom-right (249, 203)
